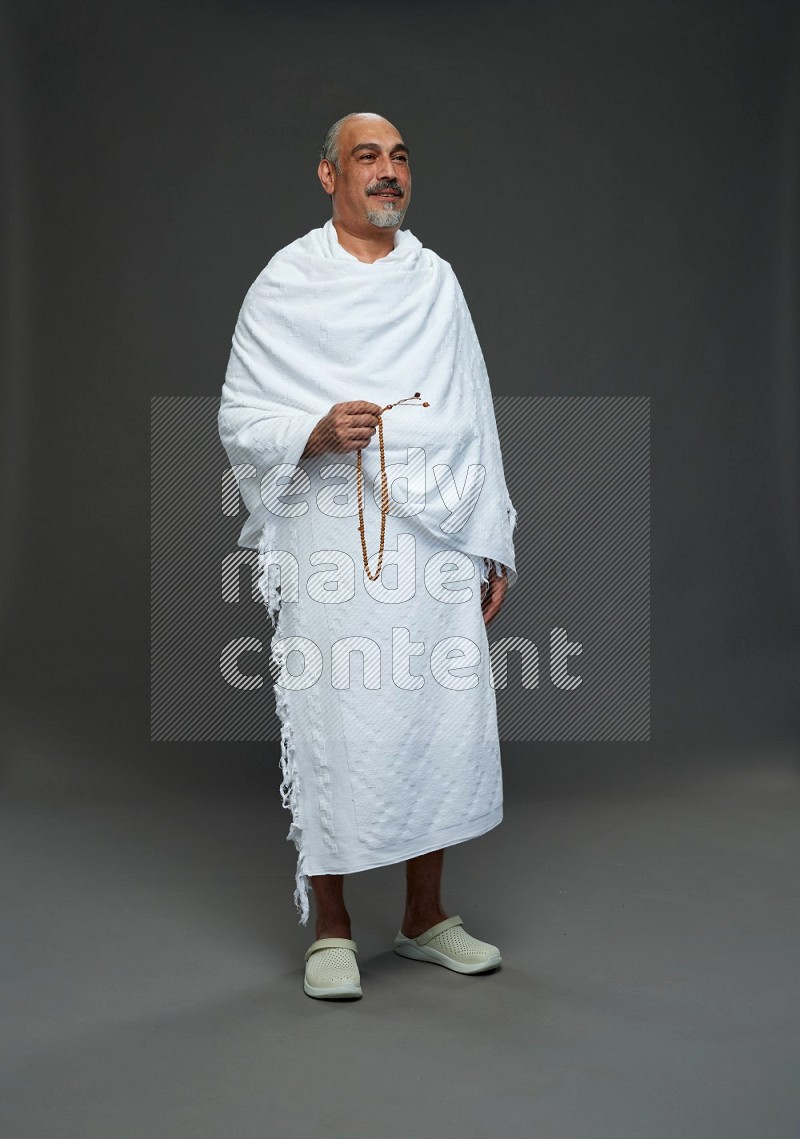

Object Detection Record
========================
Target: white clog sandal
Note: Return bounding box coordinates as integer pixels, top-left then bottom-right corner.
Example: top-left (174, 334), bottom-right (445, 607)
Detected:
top-left (303, 937), bottom-right (362, 999)
top-left (393, 915), bottom-right (502, 974)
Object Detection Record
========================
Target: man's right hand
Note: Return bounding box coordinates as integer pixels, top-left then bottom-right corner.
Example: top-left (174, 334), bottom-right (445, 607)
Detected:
top-left (301, 400), bottom-right (384, 458)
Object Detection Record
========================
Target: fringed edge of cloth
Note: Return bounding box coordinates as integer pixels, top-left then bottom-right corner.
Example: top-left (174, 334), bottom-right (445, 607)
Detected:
top-left (479, 496), bottom-right (518, 589)
top-left (480, 558), bottom-right (507, 586)
top-left (256, 526), bottom-right (310, 927)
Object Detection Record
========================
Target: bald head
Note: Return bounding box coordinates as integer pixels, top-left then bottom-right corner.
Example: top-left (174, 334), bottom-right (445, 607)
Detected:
top-left (320, 112), bottom-right (402, 174)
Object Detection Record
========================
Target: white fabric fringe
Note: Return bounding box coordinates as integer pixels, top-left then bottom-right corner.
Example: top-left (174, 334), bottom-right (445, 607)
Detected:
top-left (256, 524), bottom-right (310, 926)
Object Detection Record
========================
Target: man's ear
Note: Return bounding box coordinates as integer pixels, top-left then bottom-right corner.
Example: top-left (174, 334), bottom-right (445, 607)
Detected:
top-left (317, 159), bottom-right (335, 196)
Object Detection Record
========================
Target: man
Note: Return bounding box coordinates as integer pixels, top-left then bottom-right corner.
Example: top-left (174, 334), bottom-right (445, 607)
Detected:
top-left (218, 113), bottom-right (518, 999)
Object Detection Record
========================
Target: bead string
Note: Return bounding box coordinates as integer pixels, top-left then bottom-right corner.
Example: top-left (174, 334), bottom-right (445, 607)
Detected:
top-left (356, 392), bottom-right (430, 581)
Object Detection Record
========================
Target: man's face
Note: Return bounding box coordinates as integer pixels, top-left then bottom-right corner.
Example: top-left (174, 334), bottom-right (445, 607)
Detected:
top-left (319, 115), bottom-right (411, 232)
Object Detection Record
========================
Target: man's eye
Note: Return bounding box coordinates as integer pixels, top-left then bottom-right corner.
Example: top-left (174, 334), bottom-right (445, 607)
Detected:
top-left (360, 154), bottom-right (375, 160)
top-left (393, 155), bottom-right (408, 162)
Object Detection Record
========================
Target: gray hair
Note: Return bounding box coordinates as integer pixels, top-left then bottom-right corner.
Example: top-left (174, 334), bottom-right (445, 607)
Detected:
top-left (320, 112), bottom-right (380, 174)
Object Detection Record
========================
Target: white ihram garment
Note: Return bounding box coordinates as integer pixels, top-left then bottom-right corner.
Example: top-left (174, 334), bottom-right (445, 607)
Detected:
top-left (218, 219), bottom-right (518, 924)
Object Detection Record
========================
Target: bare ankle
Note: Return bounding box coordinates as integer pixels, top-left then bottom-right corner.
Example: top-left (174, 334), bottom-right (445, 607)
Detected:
top-left (315, 918), bottom-right (352, 940)
top-left (401, 907), bottom-right (448, 939)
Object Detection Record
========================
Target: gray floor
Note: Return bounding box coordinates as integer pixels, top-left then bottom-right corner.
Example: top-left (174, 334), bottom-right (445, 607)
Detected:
top-left (1, 696), bottom-right (799, 1138)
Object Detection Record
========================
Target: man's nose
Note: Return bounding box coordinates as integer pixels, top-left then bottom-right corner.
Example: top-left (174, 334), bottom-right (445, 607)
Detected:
top-left (375, 153), bottom-right (397, 181)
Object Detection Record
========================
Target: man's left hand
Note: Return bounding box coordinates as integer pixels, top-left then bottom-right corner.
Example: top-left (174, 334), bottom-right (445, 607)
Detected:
top-left (480, 563), bottom-right (509, 626)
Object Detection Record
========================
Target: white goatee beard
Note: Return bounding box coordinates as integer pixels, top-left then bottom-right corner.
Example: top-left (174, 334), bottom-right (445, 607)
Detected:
top-left (365, 199), bottom-right (408, 228)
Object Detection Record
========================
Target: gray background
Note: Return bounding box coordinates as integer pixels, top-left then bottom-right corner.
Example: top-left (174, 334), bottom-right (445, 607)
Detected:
top-left (1, 1), bottom-right (799, 1136)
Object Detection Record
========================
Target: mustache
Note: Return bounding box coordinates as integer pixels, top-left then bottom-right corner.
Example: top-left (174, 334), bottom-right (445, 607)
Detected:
top-left (366, 180), bottom-right (405, 197)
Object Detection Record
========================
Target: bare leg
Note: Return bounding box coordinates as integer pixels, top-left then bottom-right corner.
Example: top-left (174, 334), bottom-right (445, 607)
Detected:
top-left (310, 874), bottom-right (351, 941)
top-left (401, 849), bottom-right (449, 938)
